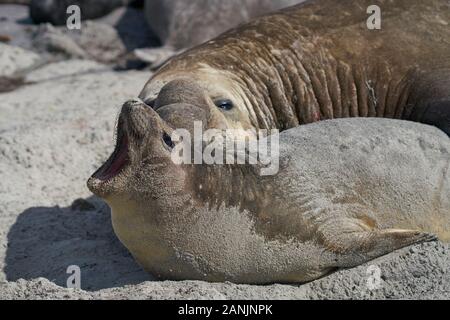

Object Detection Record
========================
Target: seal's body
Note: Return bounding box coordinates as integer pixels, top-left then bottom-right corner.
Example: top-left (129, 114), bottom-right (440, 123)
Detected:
top-left (88, 101), bottom-right (450, 283)
top-left (140, 0), bottom-right (450, 136)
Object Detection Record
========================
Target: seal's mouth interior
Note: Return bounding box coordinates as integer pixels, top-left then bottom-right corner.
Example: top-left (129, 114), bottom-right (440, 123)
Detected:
top-left (162, 131), bottom-right (175, 149)
top-left (94, 124), bottom-right (130, 181)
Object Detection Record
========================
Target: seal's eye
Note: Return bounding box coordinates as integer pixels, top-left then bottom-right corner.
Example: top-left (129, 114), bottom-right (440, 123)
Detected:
top-left (214, 99), bottom-right (234, 111)
top-left (162, 132), bottom-right (174, 149)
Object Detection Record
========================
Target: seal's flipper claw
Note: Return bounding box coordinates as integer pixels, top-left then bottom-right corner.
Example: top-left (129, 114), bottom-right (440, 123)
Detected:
top-left (369, 229), bottom-right (438, 249)
top-left (319, 219), bottom-right (439, 268)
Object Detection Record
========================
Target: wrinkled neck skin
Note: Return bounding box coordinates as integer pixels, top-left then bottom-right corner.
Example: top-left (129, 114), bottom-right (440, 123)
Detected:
top-left (111, 159), bottom-right (331, 283)
top-left (142, 29), bottom-right (398, 132)
top-left (188, 162), bottom-right (264, 214)
top-left (105, 157), bottom-right (197, 275)
top-left (106, 160), bottom-right (261, 280)
top-left (112, 160), bottom-right (267, 233)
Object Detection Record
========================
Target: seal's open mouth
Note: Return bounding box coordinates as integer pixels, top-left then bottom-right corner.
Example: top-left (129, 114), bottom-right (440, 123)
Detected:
top-left (94, 123), bottom-right (130, 181)
top-left (88, 99), bottom-right (180, 199)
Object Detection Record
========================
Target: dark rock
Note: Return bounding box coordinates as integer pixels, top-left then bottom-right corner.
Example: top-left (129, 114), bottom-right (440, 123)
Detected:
top-left (144, 0), bottom-right (304, 50)
top-left (30, 0), bottom-right (131, 25)
top-left (0, 34), bottom-right (11, 43)
top-left (0, 76), bottom-right (25, 93)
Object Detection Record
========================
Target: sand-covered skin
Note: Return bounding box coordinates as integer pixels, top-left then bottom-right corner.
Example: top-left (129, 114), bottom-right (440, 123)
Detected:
top-left (0, 59), bottom-right (449, 300)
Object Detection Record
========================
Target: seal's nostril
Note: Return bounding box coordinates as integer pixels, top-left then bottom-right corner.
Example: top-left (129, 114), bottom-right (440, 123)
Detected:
top-left (163, 132), bottom-right (175, 149)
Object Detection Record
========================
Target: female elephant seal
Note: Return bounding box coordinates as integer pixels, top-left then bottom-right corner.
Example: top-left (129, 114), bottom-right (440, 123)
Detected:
top-left (88, 101), bottom-right (450, 283)
top-left (139, 0), bottom-right (450, 137)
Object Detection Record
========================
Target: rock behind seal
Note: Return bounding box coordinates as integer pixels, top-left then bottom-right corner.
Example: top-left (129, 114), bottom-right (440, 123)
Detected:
top-left (144, 0), bottom-right (303, 50)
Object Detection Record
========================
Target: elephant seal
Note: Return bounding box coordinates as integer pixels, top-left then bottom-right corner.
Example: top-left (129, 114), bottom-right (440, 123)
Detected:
top-left (139, 0), bottom-right (450, 137)
top-left (87, 101), bottom-right (450, 283)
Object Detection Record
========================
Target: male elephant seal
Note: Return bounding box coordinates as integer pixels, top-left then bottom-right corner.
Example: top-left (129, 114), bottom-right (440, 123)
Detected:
top-left (88, 101), bottom-right (450, 283)
top-left (139, 0), bottom-right (450, 137)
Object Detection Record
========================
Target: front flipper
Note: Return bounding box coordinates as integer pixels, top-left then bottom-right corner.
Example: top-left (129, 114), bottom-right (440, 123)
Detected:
top-left (317, 218), bottom-right (438, 268)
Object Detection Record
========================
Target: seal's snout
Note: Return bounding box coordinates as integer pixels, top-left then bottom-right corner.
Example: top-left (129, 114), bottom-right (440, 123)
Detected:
top-left (154, 78), bottom-right (208, 111)
top-left (87, 99), bottom-right (150, 195)
top-left (121, 99), bottom-right (153, 140)
top-left (121, 99), bottom-right (175, 144)
top-left (152, 78), bottom-right (211, 132)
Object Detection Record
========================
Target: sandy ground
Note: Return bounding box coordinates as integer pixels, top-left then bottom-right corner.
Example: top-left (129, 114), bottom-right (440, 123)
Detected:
top-left (0, 58), bottom-right (449, 299)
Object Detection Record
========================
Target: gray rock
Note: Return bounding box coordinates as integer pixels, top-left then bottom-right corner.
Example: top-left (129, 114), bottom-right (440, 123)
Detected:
top-left (67, 21), bottom-right (127, 63)
top-left (32, 23), bottom-right (87, 59)
top-left (0, 4), bottom-right (155, 66)
top-left (97, 6), bottom-right (159, 52)
top-left (133, 46), bottom-right (179, 69)
top-left (0, 4), bottom-right (35, 49)
top-left (144, 0), bottom-right (304, 50)
top-left (32, 21), bottom-right (127, 63)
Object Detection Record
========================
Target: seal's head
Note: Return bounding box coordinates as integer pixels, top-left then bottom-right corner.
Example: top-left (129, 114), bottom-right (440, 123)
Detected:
top-left (88, 99), bottom-right (211, 278)
top-left (87, 99), bottom-right (184, 204)
top-left (139, 65), bottom-right (259, 134)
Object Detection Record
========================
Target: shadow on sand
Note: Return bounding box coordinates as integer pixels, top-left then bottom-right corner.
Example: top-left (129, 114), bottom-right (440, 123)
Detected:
top-left (5, 196), bottom-right (153, 291)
